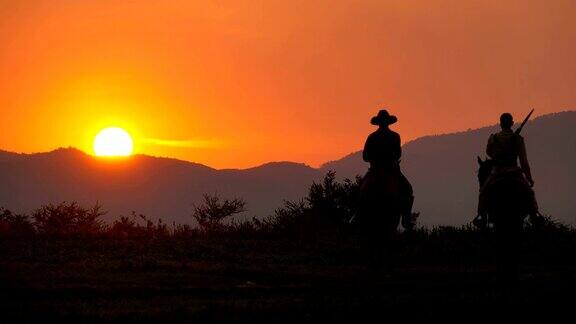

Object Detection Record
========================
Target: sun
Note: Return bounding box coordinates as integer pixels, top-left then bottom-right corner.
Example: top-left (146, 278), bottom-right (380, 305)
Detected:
top-left (93, 127), bottom-right (134, 157)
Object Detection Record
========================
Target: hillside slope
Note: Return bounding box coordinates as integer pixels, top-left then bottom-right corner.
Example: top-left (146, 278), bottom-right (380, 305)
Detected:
top-left (0, 149), bottom-right (321, 223)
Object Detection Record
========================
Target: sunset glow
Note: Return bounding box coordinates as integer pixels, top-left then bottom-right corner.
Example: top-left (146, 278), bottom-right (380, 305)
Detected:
top-left (0, 1), bottom-right (575, 168)
top-left (93, 127), bottom-right (134, 157)
top-left (1, 2), bottom-right (575, 317)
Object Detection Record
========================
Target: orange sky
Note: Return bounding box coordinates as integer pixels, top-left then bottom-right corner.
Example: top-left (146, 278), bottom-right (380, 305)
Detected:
top-left (0, 0), bottom-right (575, 168)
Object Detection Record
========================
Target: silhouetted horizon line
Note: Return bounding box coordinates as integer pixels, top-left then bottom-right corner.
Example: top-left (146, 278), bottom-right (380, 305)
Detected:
top-left (1, 110), bottom-right (574, 171)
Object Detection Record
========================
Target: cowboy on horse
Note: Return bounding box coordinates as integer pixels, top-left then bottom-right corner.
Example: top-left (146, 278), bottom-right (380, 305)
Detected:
top-left (359, 109), bottom-right (415, 231)
top-left (356, 109), bottom-right (415, 270)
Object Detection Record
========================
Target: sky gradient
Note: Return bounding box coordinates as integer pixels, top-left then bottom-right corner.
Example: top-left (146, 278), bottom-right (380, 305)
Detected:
top-left (1, 0), bottom-right (575, 168)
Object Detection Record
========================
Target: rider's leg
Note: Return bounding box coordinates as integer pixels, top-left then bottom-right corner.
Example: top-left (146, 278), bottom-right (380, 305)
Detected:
top-left (474, 189), bottom-right (489, 228)
top-left (401, 194), bottom-right (415, 230)
top-left (526, 187), bottom-right (543, 226)
top-left (475, 172), bottom-right (497, 228)
top-left (528, 187), bottom-right (539, 213)
top-left (399, 172), bottom-right (415, 228)
top-left (517, 173), bottom-right (542, 224)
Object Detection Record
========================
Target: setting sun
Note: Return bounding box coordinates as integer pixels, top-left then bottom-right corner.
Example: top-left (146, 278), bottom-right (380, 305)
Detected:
top-left (93, 127), bottom-right (134, 157)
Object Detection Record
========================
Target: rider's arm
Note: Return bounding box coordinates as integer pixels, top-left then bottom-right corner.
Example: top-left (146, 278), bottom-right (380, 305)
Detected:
top-left (486, 134), bottom-right (496, 158)
top-left (393, 133), bottom-right (401, 161)
top-left (362, 135), bottom-right (372, 162)
top-left (518, 136), bottom-right (534, 184)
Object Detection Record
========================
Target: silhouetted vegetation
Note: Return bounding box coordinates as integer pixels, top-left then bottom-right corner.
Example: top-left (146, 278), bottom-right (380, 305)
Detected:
top-left (32, 202), bottom-right (106, 237)
top-left (192, 194), bottom-right (246, 231)
top-left (1, 172), bottom-right (575, 321)
top-left (0, 171), bottom-right (570, 241)
top-left (252, 171), bottom-right (362, 237)
top-left (0, 207), bottom-right (34, 238)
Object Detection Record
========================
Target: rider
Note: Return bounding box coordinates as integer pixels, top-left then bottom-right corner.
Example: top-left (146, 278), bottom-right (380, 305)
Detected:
top-left (362, 109), bottom-right (414, 227)
top-left (477, 113), bottom-right (540, 224)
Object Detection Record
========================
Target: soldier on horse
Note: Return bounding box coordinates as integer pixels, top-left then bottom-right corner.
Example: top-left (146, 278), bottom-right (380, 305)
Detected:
top-left (475, 112), bottom-right (541, 228)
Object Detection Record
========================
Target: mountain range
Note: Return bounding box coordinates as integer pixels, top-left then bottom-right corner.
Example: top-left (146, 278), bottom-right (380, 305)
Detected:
top-left (1, 111), bottom-right (574, 226)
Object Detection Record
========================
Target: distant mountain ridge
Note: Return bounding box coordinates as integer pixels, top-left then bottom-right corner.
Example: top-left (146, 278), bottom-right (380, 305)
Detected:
top-left (0, 111), bottom-right (574, 225)
top-left (0, 147), bottom-right (321, 224)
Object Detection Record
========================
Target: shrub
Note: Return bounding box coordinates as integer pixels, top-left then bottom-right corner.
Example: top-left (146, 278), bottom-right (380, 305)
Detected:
top-left (253, 200), bottom-right (309, 236)
top-left (256, 171), bottom-right (363, 236)
top-left (32, 202), bottom-right (106, 237)
top-left (0, 207), bottom-right (35, 237)
top-left (192, 194), bottom-right (246, 231)
top-left (109, 212), bottom-right (170, 239)
top-left (306, 171), bottom-right (362, 225)
top-left (109, 215), bottom-right (139, 238)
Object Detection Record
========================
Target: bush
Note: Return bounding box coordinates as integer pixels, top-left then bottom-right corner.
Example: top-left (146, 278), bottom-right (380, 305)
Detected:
top-left (192, 194), bottom-right (246, 231)
top-left (0, 207), bottom-right (34, 237)
top-left (251, 200), bottom-right (309, 236)
top-left (307, 171), bottom-right (362, 225)
top-left (109, 212), bottom-right (170, 239)
top-left (32, 202), bottom-right (106, 237)
top-left (256, 171), bottom-right (363, 236)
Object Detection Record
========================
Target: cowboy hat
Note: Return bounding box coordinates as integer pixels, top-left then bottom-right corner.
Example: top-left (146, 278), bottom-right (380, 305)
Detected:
top-left (370, 109), bottom-right (397, 126)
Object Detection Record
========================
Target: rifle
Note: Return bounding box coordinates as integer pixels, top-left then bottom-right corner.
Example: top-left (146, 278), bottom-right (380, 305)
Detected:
top-left (515, 109), bottom-right (536, 187)
top-left (515, 109), bottom-right (534, 135)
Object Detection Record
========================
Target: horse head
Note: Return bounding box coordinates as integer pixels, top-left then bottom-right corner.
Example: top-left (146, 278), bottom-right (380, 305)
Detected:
top-left (477, 156), bottom-right (493, 188)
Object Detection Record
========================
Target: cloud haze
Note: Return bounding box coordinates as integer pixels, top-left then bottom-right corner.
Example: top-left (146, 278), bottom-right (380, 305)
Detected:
top-left (141, 138), bottom-right (221, 149)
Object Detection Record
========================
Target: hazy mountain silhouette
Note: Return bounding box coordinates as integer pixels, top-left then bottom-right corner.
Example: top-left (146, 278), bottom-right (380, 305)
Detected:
top-left (322, 111), bottom-right (576, 225)
top-left (0, 111), bottom-right (574, 225)
top-left (0, 148), bottom-right (320, 224)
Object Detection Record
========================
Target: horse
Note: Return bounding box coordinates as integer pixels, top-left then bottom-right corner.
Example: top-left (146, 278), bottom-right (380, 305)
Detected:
top-left (356, 166), bottom-right (414, 270)
top-left (476, 156), bottom-right (531, 231)
top-left (477, 156), bottom-right (532, 276)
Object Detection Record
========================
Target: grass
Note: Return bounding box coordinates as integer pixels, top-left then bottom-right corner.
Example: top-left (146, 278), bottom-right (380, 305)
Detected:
top-left (2, 224), bottom-right (576, 322)
top-left (1, 173), bottom-right (574, 322)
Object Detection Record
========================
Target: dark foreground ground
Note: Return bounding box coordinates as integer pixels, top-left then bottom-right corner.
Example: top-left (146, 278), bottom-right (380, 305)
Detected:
top-left (1, 229), bottom-right (575, 323)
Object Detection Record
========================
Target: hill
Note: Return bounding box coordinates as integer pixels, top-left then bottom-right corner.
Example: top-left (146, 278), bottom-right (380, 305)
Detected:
top-left (0, 148), bottom-right (321, 224)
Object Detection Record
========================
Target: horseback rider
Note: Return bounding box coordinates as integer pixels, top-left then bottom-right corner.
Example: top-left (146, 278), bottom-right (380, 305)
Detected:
top-left (477, 113), bottom-right (540, 224)
top-left (361, 109), bottom-right (414, 227)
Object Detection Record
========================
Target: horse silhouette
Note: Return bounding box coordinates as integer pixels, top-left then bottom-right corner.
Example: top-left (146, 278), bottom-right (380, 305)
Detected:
top-left (477, 156), bottom-right (531, 231)
top-left (357, 109), bottom-right (415, 270)
top-left (477, 156), bottom-right (534, 277)
top-left (356, 168), bottom-right (405, 270)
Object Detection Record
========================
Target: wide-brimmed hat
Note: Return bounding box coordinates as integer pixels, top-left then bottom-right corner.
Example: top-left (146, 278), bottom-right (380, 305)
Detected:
top-left (370, 109), bottom-right (397, 126)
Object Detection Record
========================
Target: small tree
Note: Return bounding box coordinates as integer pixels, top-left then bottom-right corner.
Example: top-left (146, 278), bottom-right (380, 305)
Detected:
top-left (192, 194), bottom-right (246, 231)
top-left (260, 171), bottom-right (363, 236)
top-left (32, 202), bottom-right (106, 237)
top-left (307, 171), bottom-right (362, 225)
top-left (0, 207), bottom-right (35, 237)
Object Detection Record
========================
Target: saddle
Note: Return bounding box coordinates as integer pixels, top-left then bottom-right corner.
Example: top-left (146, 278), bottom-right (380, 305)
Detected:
top-left (357, 165), bottom-right (414, 229)
top-left (484, 166), bottom-right (530, 193)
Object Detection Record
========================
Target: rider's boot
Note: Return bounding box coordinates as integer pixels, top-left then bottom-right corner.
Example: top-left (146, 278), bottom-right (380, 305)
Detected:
top-left (473, 213), bottom-right (487, 229)
top-left (529, 211), bottom-right (544, 228)
top-left (527, 190), bottom-right (544, 228)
